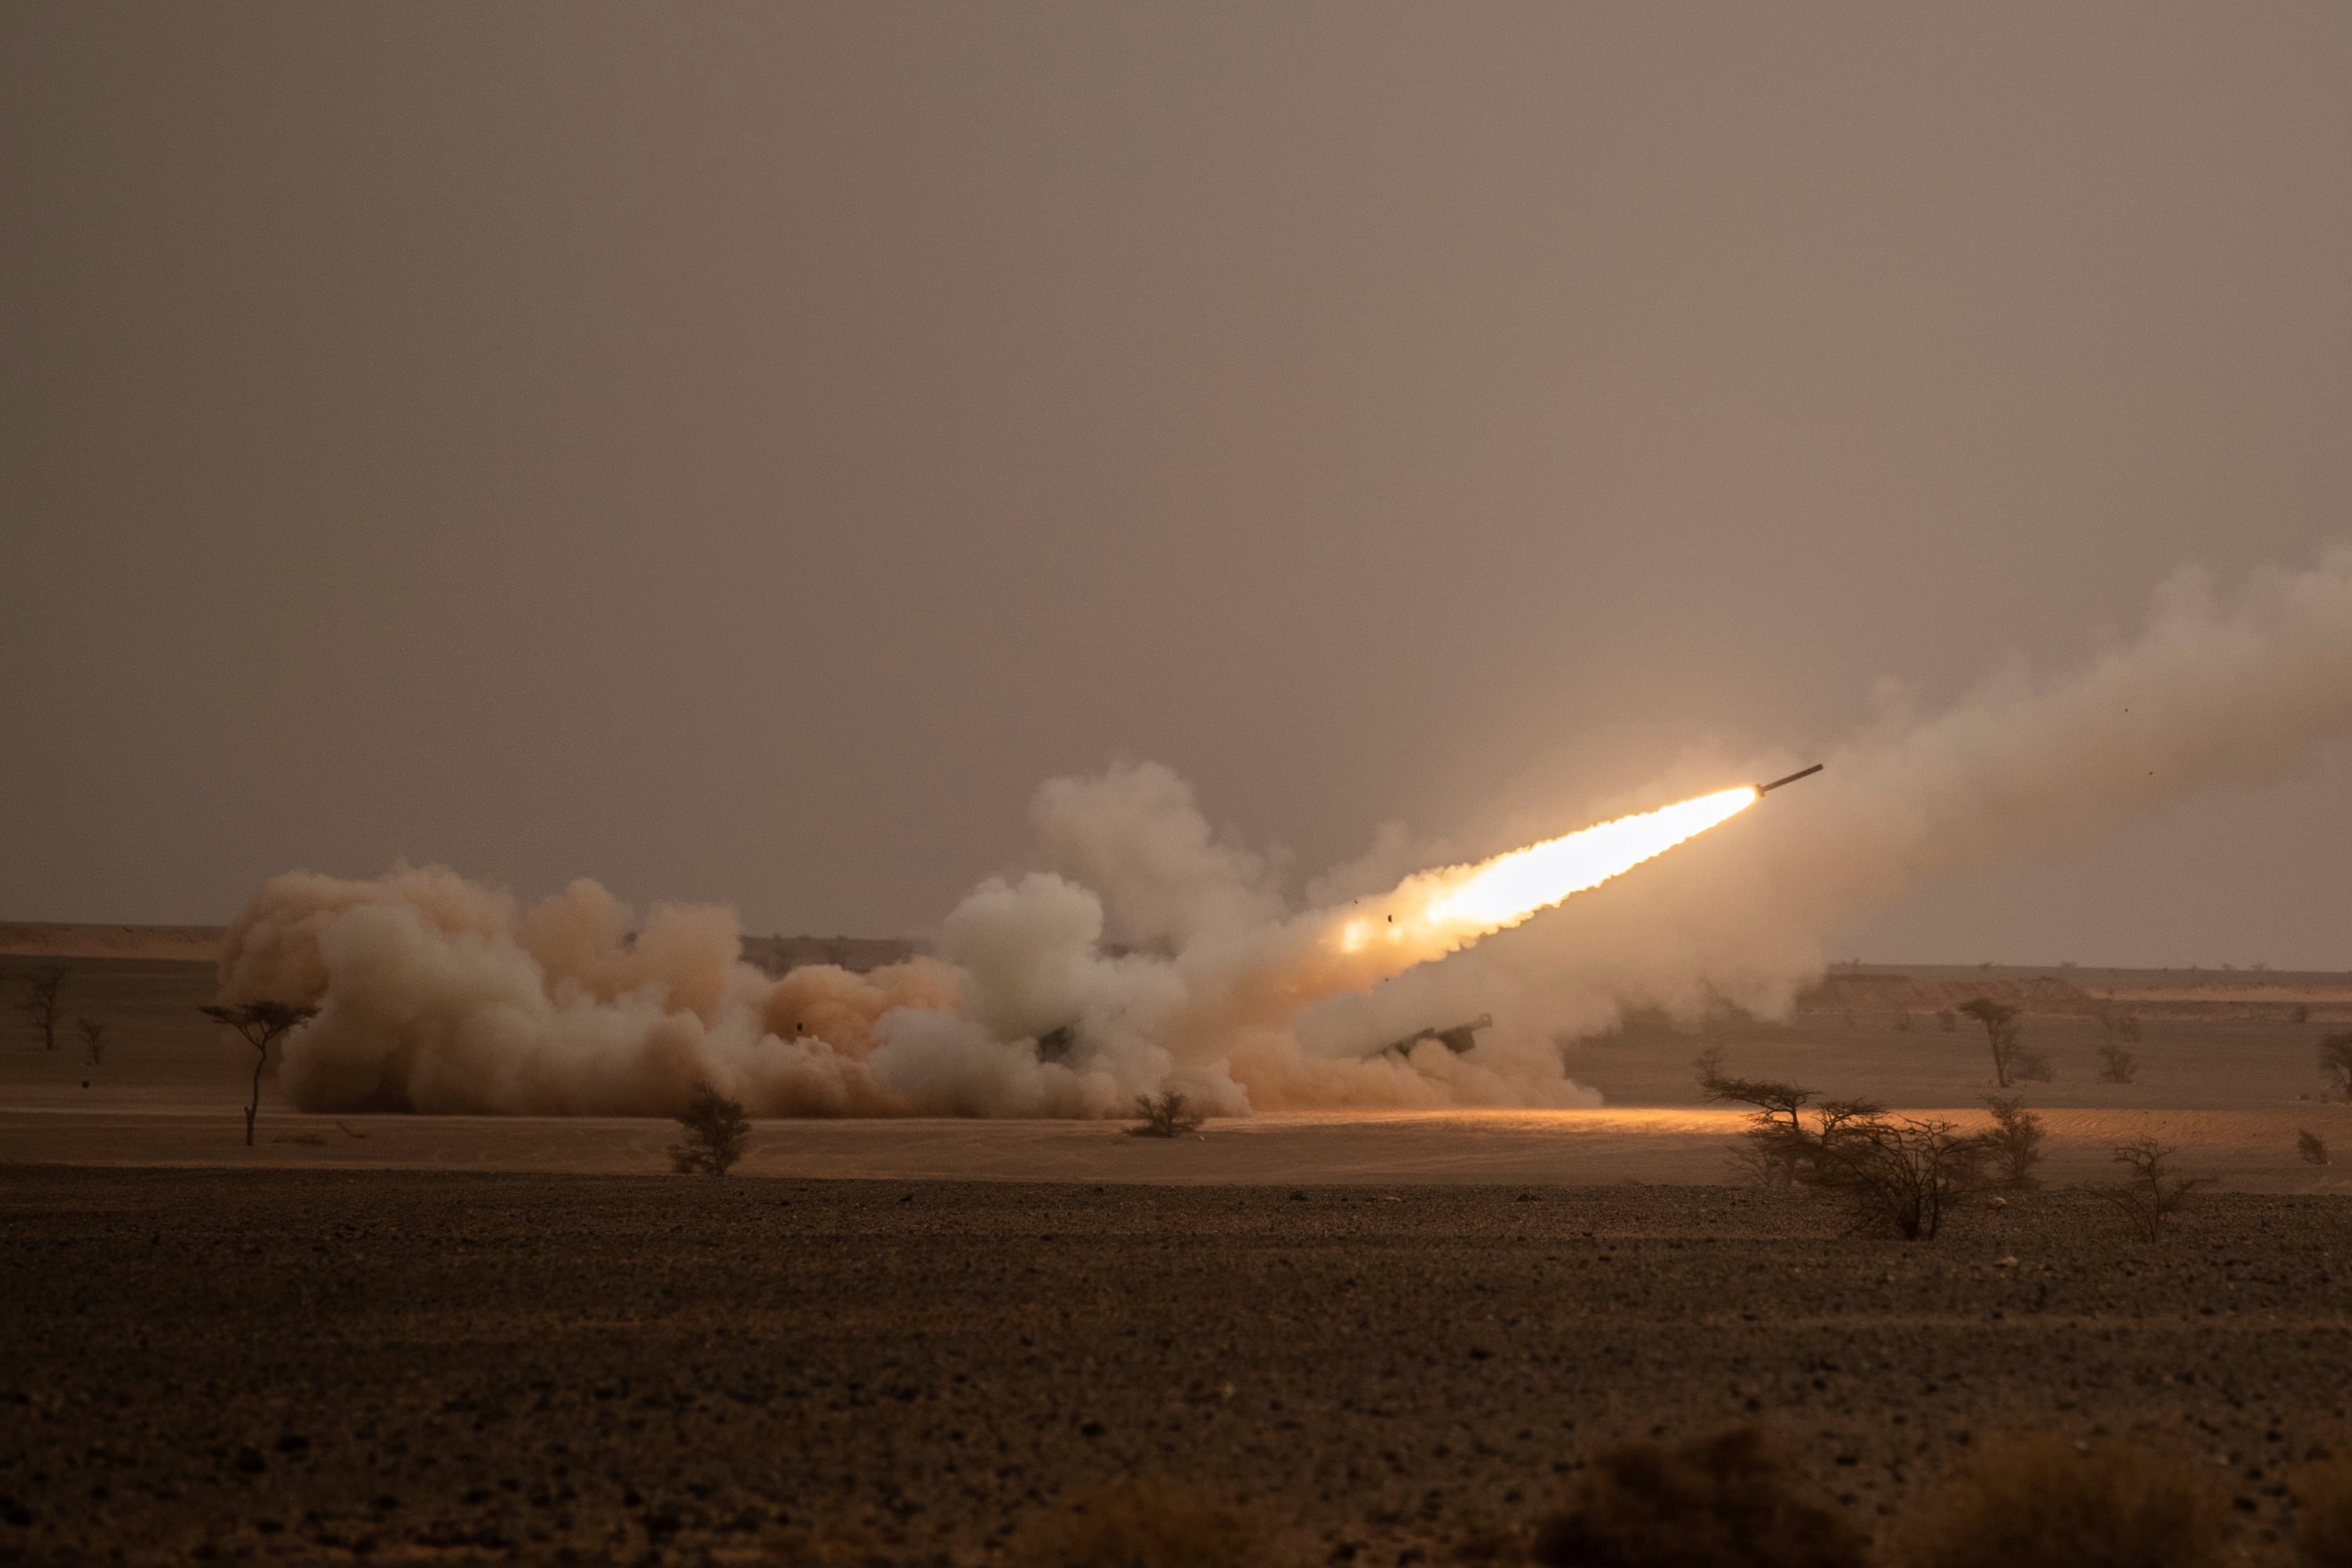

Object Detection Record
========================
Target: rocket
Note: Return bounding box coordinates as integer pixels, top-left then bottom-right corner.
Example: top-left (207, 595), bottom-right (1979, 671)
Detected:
top-left (1756, 764), bottom-right (1824, 794)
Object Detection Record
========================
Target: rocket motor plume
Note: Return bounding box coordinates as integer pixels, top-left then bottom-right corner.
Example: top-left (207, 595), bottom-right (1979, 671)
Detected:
top-left (1337, 787), bottom-right (1759, 960)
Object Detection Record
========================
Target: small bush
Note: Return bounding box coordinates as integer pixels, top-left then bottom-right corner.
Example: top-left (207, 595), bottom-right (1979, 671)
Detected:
top-left (1894, 1012), bottom-right (1914, 1033)
top-left (1530, 1426), bottom-right (1868, 1568)
top-left (2091, 1138), bottom-right (2210, 1243)
top-left (1982, 1095), bottom-right (2045, 1189)
top-left (1129, 1088), bottom-right (1205, 1138)
top-left (669, 1083), bottom-right (750, 1175)
top-left (1814, 1116), bottom-right (1987, 1240)
top-left (2296, 1456), bottom-right (2352, 1568)
top-left (2013, 1048), bottom-right (2057, 1084)
top-left (1902, 1435), bottom-right (2225, 1568)
top-left (2298, 1129), bottom-right (2331, 1167)
top-left (1694, 1046), bottom-right (1863, 1187)
top-left (2097, 1041), bottom-right (2139, 1084)
top-left (1011, 1478), bottom-right (1288, 1568)
top-left (1937, 1009), bottom-right (1957, 1034)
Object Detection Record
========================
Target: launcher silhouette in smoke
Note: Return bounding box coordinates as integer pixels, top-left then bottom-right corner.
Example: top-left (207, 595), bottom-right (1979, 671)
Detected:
top-left (1373, 1013), bottom-right (1494, 1059)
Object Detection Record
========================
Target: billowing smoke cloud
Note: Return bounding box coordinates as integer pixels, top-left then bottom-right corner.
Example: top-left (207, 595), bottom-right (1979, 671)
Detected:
top-left (218, 548), bottom-right (2352, 1119)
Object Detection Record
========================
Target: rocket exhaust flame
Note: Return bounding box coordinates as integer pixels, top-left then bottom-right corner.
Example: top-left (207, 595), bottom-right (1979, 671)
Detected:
top-left (1336, 786), bottom-right (1759, 960)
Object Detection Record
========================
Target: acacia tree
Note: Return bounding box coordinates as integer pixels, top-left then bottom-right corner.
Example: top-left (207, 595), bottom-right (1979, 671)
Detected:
top-left (76, 1018), bottom-right (106, 1067)
top-left (20, 968), bottom-right (66, 1052)
top-left (1694, 1046), bottom-right (1881, 1188)
top-left (199, 1001), bottom-right (319, 1147)
top-left (1129, 1088), bottom-right (1205, 1138)
top-left (669, 1083), bottom-right (751, 1175)
top-left (1959, 998), bottom-right (2028, 1087)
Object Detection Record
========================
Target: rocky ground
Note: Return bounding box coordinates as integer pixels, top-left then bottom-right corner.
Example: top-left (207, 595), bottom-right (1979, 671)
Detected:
top-left (2, 1168), bottom-right (2347, 1565)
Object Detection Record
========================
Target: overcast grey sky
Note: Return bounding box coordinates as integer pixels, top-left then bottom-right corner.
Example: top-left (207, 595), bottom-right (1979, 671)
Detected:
top-left (5, 3), bottom-right (2348, 966)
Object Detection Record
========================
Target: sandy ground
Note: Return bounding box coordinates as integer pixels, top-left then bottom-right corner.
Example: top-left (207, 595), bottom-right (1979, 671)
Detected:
top-left (4, 1108), bottom-right (2349, 1196)
top-left (3, 1169), bottom-right (2349, 1566)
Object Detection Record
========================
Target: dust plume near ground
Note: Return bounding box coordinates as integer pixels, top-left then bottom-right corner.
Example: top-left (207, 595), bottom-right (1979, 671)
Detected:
top-left (7, 949), bottom-right (2347, 1193)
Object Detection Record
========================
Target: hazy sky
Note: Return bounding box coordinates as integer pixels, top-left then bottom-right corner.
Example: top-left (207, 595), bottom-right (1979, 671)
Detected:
top-left (5, 4), bottom-right (2349, 967)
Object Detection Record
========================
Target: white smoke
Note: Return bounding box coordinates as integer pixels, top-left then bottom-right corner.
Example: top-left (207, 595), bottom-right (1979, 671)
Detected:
top-left (217, 548), bottom-right (2352, 1119)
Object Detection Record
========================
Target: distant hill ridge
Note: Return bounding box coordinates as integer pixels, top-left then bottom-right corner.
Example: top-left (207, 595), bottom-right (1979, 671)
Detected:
top-left (0, 923), bottom-right (224, 961)
top-left (0, 921), bottom-right (926, 975)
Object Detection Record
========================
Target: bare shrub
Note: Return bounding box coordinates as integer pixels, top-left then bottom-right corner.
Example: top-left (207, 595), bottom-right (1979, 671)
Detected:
top-left (1812, 1117), bottom-right (1987, 1240)
top-left (20, 967), bottom-right (66, 1052)
top-left (199, 1001), bottom-right (319, 1147)
top-left (1011, 1477), bottom-right (1289, 1568)
top-left (1958, 998), bottom-right (2027, 1087)
top-left (2292, 1002), bottom-right (2312, 1025)
top-left (2320, 1033), bottom-right (2352, 1101)
top-left (1936, 1008), bottom-right (1957, 1034)
top-left (2091, 1138), bottom-right (2211, 1243)
top-left (1698, 1049), bottom-right (1978, 1237)
top-left (75, 1017), bottom-right (106, 1067)
top-left (669, 1083), bottom-right (750, 1175)
top-left (1893, 1011), bottom-right (1914, 1032)
top-left (2096, 1040), bottom-right (2139, 1084)
top-left (2298, 1129), bottom-right (2331, 1166)
top-left (2013, 1047), bottom-right (2057, 1084)
top-left (1529, 1426), bottom-right (1868, 1568)
top-left (1695, 1047), bottom-right (1876, 1187)
top-left (1902, 1434), bottom-right (2224, 1568)
top-left (2296, 1456), bottom-right (2352, 1568)
top-left (1982, 1095), bottom-right (2045, 1189)
top-left (1129, 1088), bottom-right (1205, 1138)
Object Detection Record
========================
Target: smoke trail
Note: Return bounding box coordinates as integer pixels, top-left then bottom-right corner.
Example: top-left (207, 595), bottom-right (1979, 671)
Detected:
top-left (217, 547), bottom-right (2352, 1118)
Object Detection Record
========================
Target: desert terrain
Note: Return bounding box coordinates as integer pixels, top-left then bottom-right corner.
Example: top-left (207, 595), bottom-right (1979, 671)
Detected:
top-left (3, 938), bottom-right (2350, 1564)
top-left (4, 1172), bottom-right (2349, 1566)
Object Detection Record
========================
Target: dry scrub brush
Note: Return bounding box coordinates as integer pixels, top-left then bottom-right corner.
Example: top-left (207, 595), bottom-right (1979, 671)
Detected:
top-left (1697, 1048), bottom-right (1986, 1238)
top-left (1529, 1427), bottom-right (1869, 1568)
top-left (669, 1083), bottom-right (750, 1175)
top-left (1898, 1435), bottom-right (2226, 1568)
top-left (1813, 1117), bottom-right (1988, 1241)
top-left (1129, 1088), bottom-right (1205, 1138)
top-left (2090, 1138), bottom-right (2210, 1243)
top-left (2299, 1129), bottom-right (2332, 1167)
top-left (1981, 1095), bottom-right (2046, 1190)
top-left (1010, 1478), bottom-right (1294, 1568)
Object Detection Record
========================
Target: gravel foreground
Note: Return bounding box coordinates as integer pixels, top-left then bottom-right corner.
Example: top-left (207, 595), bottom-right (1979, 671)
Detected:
top-left (2, 1168), bottom-right (2348, 1566)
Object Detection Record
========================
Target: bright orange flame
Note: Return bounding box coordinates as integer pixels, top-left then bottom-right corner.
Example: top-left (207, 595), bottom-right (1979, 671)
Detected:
top-left (1338, 786), bottom-right (1758, 955)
